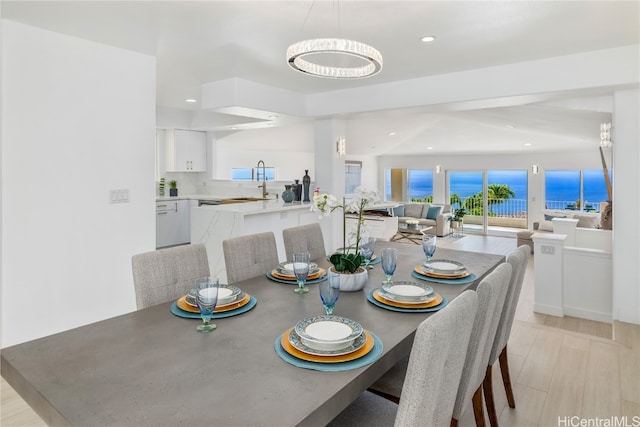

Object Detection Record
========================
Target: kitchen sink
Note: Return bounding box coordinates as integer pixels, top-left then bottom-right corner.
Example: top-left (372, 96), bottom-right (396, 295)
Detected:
top-left (220, 197), bottom-right (268, 204)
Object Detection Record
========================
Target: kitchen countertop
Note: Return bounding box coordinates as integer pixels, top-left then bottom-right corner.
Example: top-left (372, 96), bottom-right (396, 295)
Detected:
top-left (192, 199), bottom-right (312, 215)
top-left (156, 194), bottom-right (226, 202)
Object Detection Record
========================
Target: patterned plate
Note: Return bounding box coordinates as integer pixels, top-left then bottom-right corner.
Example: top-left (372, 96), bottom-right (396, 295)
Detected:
top-left (422, 259), bottom-right (466, 274)
top-left (171, 295), bottom-right (257, 319)
top-left (374, 289), bottom-right (442, 308)
top-left (367, 289), bottom-right (448, 313)
top-left (414, 265), bottom-right (471, 279)
top-left (381, 281), bottom-right (434, 302)
top-left (280, 328), bottom-right (375, 363)
top-left (294, 315), bottom-right (363, 351)
top-left (288, 328), bottom-right (367, 357)
top-left (177, 293), bottom-right (250, 313)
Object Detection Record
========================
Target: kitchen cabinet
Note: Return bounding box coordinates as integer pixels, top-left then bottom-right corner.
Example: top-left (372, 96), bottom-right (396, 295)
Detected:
top-left (165, 129), bottom-right (206, 172)
top-left (156, 200), bottom-right (191, 248)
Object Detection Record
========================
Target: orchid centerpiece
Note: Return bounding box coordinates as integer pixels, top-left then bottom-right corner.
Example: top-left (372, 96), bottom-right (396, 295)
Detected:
top-left (311, 187), bottom-right (381, 274)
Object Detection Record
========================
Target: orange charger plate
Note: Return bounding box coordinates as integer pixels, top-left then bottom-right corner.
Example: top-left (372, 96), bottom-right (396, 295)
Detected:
top-left (413, 264), bottom-right (470, 279)
top-left (373, 289), bottom-right (443, 309)
top-left (280, 328), bottom-right (374, 363)
top-left (271, 267), bottom-right (326, 281)
top-left (176, 293), bottom-right (251, 314)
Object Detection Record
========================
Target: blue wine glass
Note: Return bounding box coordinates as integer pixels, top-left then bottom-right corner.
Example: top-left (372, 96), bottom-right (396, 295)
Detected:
top-left (319, 271), bottom-right (340, 315)
top-left (422, 234), bottom-right (437, 261)
top-left (292, 252), bottom-right (310, 294)
top-left (359, 236), bottom-right (376, 268)
top-left (381, 248), bottom-right (398, 284)
top-left (194, 276), bottom-right (219, 333)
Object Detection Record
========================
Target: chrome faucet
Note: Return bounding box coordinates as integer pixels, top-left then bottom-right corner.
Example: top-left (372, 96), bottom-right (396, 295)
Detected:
top-left (257, 160), bottom-right (269, 198)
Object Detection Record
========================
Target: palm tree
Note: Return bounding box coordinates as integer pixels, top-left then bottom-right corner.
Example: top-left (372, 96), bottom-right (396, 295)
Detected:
top-left (487, 184), bottom-right (516, 206)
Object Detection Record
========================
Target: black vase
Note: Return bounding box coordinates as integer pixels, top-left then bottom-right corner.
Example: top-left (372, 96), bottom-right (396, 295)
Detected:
top-left (294, 179), bottom-right (302, 202)
top-left (303, 170), bottom-right (311, 202)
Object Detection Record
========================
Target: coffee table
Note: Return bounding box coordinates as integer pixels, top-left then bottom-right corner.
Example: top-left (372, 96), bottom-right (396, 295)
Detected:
top-left (391, 224), bottom-right (433, 244)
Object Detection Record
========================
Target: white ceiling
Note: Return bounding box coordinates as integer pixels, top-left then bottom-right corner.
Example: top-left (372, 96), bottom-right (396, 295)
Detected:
top-left (4, 1), bottom-right (639, 155)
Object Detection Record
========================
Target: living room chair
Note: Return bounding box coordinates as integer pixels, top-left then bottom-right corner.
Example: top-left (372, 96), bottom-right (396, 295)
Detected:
top-left (451, 262), bottom-right (511, 427)
top-left (282, 223), bottom-right (326, 261)
top-left (223, 231), bottom-right (279, 284)
top-left (483, 245), bottom-right (531, 426)
top-left (326, 290), bottom-right (479, 427)
top-left (131, 243), bottom-right (210, 310)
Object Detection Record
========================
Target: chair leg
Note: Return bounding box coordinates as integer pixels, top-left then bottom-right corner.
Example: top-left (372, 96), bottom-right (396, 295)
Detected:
top-left (472, 386), bottom-right (486, 427)
top-left (450, 418), bottom-right (458, 427)
top-left (499, 346), bottom-right (516, 408)
top-left (483, 364), bottom-right (499, 427)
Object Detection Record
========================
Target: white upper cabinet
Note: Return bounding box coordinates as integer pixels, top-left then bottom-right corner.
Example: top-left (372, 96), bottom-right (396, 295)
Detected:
top-left (165, 129), bottom-right (206, 172)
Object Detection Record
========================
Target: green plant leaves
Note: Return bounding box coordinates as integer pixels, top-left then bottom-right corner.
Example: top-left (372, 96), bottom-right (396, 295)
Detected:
top-left (330, 253), bottom-right (364, 274)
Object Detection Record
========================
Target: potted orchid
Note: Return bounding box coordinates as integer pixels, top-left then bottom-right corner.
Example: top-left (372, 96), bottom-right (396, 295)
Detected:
top-left (311, 188), bottom-right (381, 291)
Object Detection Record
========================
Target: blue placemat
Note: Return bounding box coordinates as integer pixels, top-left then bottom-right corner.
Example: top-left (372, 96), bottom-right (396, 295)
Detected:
top-left (266, 271), bottom-right (327, 285)
top-left (170, 296), bottom-right (257, 319)
top-left (366, 289), bottom-right (448, 313)
top-left (274, 331), bottom-right (383, 372)
top-left (365, 256), bottom-right (381, 266)
top-left (411, 270), bottom-right (477, 285)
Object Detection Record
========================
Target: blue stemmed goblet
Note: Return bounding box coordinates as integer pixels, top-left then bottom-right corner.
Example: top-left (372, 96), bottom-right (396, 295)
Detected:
top-left (319, 271), bottom-right (340, 315)
top-left (422, 234), bottom-right (437, 261)
top-left (292, 252), bottom-right (311, 294)
top-left (359, 236), bottom-right (376, 269)
top-left (381, 248), bottom-right (398, 284)
top-left (195, 276), bottom-right (219, 333)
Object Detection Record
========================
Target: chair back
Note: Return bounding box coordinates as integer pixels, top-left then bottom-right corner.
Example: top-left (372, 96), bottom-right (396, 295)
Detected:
top-left (282, 223), bottom-right (326, 261)
top-left (452, 262), bottom-right (512, 419)
top-left (395, 290), bottom-right (478, 426)
top-left (223, 232), bottom-right (279, 284)
top-left (131, 243), bottom-right (210, 310)
top-left (489, 245), bottom-right (531, 365)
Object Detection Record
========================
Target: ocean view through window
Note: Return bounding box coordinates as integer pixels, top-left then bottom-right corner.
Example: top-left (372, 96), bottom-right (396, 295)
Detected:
top-left (545, 169), bottom-right (610, 211)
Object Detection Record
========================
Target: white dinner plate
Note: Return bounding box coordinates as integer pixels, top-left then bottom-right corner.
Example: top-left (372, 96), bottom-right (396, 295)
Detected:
top-left (381, 281), bottom-right (434, 302)
top-left (294, 316), bottom-right (363, 352)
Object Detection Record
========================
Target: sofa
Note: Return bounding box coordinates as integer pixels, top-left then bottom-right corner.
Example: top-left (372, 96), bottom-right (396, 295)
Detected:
top-left (392, 203), bottom-right (452, 237)
top-left (517, 212), bottom-right (603, 252)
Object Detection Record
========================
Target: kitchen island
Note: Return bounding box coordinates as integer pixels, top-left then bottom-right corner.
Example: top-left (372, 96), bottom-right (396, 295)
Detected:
top-left (191, 200), bottom-right (320, 282)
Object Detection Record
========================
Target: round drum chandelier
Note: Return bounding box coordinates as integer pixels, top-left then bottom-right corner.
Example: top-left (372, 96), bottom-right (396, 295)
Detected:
top-left (286, 38), bottom-right (383, 79)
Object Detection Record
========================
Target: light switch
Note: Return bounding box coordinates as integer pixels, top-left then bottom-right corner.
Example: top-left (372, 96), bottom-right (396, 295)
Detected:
top-left (110, 189), bottom-right (130, 204)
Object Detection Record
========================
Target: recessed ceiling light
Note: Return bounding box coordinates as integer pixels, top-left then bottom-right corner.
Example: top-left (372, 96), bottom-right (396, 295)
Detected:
top-left (267, 115), bottom-right (278, 119)
top-left (421, 36), bottom-right (436, 43)
top-left (231, 127), bottom-right (239, 130)
top-left (505, 125), bottom-right (515, 129)
top-left (389, 131), bottom-right (397, 136)
top-left (524, 143), bottom-right (532, 146)
top-left (427, 146), bottom-right (433, 150)
top-left (185, 98), bottom-right (198, 103)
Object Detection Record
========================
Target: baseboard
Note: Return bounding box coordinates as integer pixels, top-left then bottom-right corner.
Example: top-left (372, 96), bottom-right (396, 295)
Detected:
top-left (534, 303), bottom-right (564, 317)
top-left (563, 306), bottom-right (612, 323)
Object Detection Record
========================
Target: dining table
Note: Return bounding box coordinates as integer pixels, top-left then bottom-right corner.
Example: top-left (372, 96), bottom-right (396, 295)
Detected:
top-left (1, 241), bottom-right (504, 427)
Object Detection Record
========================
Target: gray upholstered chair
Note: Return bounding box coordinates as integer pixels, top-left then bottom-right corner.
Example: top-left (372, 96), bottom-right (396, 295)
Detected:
top-left (282, 223), bottom-right (326, 262)
top-left (223, 231), bottom-right (279, 284)
top-left (451, 262), bottom-right (512, 427)
top-left (131, 243), bottom-right (210, 310)
top-left (483, 245), bottom-right (531, 426)
top-left (327, 290), bottom-right (479, 427)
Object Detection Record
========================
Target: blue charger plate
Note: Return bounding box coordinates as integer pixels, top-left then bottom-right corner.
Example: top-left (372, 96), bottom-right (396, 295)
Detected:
top-left (266, 271), bottom-right (327, 285)
top-left (170, 295), bottom-right (257, 319)
top-left (366, 289), bottom-right (448, 313)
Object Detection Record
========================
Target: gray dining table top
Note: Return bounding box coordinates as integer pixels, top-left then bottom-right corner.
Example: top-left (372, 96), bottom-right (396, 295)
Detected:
top-left (1, 241), bottom-right (504, 427)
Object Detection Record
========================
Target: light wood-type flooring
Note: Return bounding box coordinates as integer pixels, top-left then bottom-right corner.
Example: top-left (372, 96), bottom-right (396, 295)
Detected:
top-left (2, 235), bottom-right (638, 426)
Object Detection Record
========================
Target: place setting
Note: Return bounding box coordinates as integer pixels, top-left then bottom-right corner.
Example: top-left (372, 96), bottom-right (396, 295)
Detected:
top-left (367, 247), bottom-right (449, 312)
top-left (266, 252), bottom-right (328, 293)
top-left (274, 272), bottom-right (383, 371)
top-left (170, 276), bottom-right (257, 330)
top-left (407, 234), bottom-right (478, 285)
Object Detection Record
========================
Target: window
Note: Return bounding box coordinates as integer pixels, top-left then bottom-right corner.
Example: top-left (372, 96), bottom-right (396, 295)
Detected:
top-left (231, 167), bottom-right (275, 181)
top-left (545, 169), bottom-right (609, 212)
top-left (384, 168), bottom-right (433, 201)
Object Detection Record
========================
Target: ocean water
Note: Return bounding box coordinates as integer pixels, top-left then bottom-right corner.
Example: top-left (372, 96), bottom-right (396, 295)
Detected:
top-left (388, 169), bottom-right (610, 214)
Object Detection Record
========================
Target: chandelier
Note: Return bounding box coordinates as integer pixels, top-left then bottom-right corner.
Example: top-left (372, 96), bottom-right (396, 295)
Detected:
top-left (286, 38), bottom-right (383, 79)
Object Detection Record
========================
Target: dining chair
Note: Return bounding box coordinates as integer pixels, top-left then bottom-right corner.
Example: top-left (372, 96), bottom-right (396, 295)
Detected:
top-left (327, 290), bottom-right (479, 427)
top-left (483, 245), bottom-right (531, 426)
top-left (282, 223), bottom-right (326, 261)
top-left (223, 231), bottom-right (279, 284)
top-left (451, 262), bottom-right (512, 427)
top-left (131, 243), bottom-right (210, 310)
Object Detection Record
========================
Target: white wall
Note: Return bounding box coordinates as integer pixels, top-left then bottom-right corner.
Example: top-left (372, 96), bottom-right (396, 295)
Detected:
top-left (612, 88), bottom-right (640, 324)
top-left (214, 123), bottom-right (314, 181)
top-left (1, 21), bottom-right (156, 347)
